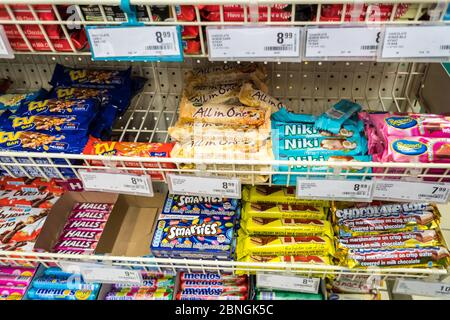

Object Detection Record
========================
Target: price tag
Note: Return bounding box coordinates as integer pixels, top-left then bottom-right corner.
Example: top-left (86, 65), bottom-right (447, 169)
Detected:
top-left (393, 279), bottom-right (450, 299)
top-left (382, 25), bottom-right (450, 59)
top-left (305, 27), bottom-right (381, 59)
top-left (81, 267), bottom-right (142, 285)
top-left (373, 180), bottom-right (450, 203)
top-left (86, 25), bottom-right (183, 61)
top-left (207, 26), bottom-right (301, 61)
top-left (0, 26), bottom-right (14, 59)
top-left (79, 170), bottom-right (153, 197)
top-left (167, 174), bottom-right (241, 199)
top-left (256, 273), bottom-right (320, 294)
top-left (296, 178), bottom-right (373, 201)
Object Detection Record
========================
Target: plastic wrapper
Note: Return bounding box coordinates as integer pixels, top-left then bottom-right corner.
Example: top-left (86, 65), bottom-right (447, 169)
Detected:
top-left (162, 194), bottom-right (239, 216)
top-left (27, 287), bottom-right (98, 300)
top-left (241, 202), bottom-right (327, 220)
top-left (256, 290), bottom-right (323, 300)
top-left (241, 218), bottom-right (333, 237)
top-left (242, 186), bottom-right (329, 206)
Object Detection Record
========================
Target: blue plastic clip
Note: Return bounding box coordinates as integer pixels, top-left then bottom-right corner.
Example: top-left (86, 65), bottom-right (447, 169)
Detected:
top-left (120, 0), bottom-right (144, 26)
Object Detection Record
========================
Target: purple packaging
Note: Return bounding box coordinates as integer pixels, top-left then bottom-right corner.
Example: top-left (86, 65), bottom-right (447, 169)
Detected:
top-left (68, 210), bottom-right (110, 222)
top-left (53, 239), bottom-right (98, 251)
top-left (0, 285), bottom-right (27, 297)
top-left (72, 202), bottom-right (113, 213)
top-left (0, 275), bottom-right (32, 287)
top-left (53, 249), bottom-right (92, 255)
top-left (59, 229), bottom-right (103, 241)
top-left (0, 266), bottom-right (36, 277)
top-left (63, 220), bottom-right (107, 231)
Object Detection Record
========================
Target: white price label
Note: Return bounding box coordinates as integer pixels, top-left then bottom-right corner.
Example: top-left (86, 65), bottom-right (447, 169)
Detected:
top-left (0, 26), bottom-right (14, 58)
top-left (81, 267), bottom-right (142, 285)
top-left (87, 26), bottom-right (181, 59)
top-left (382, 26), bottom-right (450, 59)
top-left (167, 174), bottom-right (241, 199)
top-left (296, 178), bottom-right (373, 201)
top-left (373, 180), bottom-right (450, 203)
top-left (207, 26), bottom-right (301, 60)
top-left (256, 273), bottom-right (320, 294)
top-left (79, 170), bottom-right (153, 197)
top-left (305, 27), bottom-right (381, 58)
top-left (394, 279), bottom-right (450, 299)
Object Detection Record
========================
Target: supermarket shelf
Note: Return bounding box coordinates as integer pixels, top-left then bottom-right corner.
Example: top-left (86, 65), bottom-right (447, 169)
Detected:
top-left (1, 58), bottom-right (447, 184)
top-left (0, 1), bottom-right (448, 56)
top-left (0, 250), bottom-right (447, 280)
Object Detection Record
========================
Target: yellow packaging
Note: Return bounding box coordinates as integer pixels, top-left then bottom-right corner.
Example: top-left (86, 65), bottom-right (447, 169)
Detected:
top-left (241, 217), bottom-right (333, 238)
top-left (242, 202), bottom-right (328, 220)
top-left (236, 230), bottom-right (335, 259)
top-left (238, 254), bottom-right (332, 265)
top-left (242, 186), bottom-right (330, 206)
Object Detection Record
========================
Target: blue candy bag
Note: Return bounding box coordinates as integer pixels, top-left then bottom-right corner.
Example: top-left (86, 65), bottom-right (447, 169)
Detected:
top-left (0, 89), bottom-right (48, 113)
top-left (16, 98), bottom-right (99, 117)
top-left (314, 100), bottom-right (362, 134)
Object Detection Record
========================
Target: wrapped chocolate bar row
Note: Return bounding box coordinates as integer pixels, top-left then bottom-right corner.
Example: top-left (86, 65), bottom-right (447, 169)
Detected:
top-left (151, 194), bottom-right (240, 260)
top-left (332, 201), bottom-right (450, 269)
top-left (271, 101), bottom-right (370, 185)
top-left (237, 186), bottom-right (335, 267)
top-left (51, 202), bottom-right (113, 255)
top-left (327, 274), bottom-right (390, 300)
top-left (0, 177), bottom-right (62, 254)
top-left (168, 63), bottom-right (276, 184)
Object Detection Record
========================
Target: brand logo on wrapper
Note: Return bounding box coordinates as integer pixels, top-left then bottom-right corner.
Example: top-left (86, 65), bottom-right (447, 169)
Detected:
top-left (386, 116), bottom-right (418, 129)
top-left (177, 196), bottom-right (222, 206)
top-left (167, 222), bottom-right (220, 240)
top-left (0, 132), bottom-right (21, 147)
top-left (28, 100), bottom-right (49, 112)
top-left (12, 117), bottom-right (35, 130)
top-left (69, 70), bottom-right (87, 82)
top-left (392, 139), bottom-right (427, 156)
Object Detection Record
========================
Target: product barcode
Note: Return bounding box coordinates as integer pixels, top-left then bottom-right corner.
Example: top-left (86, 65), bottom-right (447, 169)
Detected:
top-left (440, 45), bottom-right (450, 50)
top-left (360, 45), bottom-right (378, 50)
top-left (145, 44), bottom-right (172, 51)
top-left (342, 191), bottom-right (367, 196)
top-left (419, 194), bottom-right (443, 199)
top-left (264, 45), bottom-right (293, 51)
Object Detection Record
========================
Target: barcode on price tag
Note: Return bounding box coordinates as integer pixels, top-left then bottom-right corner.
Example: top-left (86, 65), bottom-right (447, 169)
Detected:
top-left (86, 25), bottom-right (182, 61)
top-left (373, 180), bottom-right (450, 203)
top-left (256, 273), bottom-right (320, 294)
top-left (296, 178), bottom-right (373, 201)
top-left (167, 174), bottom-right (241, 199)
top-left (207, 26), bottom-right (301, 61)
top-left (79, 170), bottom-right (153, 197)
top-left (81, 267), bottom-right (142, 285)
top-left (382, 25), bottom-right (450, 59)
top-left (305, 27), bottom-right (381, 59)
top-left (393, 279), bottom-right (450, 299)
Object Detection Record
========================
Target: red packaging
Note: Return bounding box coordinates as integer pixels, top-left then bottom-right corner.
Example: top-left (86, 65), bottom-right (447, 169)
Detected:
top-left (0, 190), bottom-right (60, 208)
top-left (82, 137), bottom-right (176, 181)
top-left (183, 39), bottom-right (201, 55)
top-left (181, 25), bottom-right (199, 39)
top-left (199, 4), bottom-right (290, 12)
top-left (53, 248), bottom-right (92, 255)
top-left (176, 5), bottom-right (196, 21)
top-left (59, 229), bottom-right (103, 242)
top-left (0, 177), bottom-right (59, 191)
top-left (63, 220), bottom-right (107, 232)
top-left (8, 30), bottom-right (87, 52)
top-left (201, 8), bottom-right (292, 21)
top-left (0, 8), bottom-right (60, 39)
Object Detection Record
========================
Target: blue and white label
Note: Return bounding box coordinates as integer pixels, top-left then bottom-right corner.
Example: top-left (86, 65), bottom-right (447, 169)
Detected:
top-left (392, 139), bottom-right (427, 156)
top-left (86, 25), bottom-right (183, 62)
top-left (385, 116), bottom-right (417, 129)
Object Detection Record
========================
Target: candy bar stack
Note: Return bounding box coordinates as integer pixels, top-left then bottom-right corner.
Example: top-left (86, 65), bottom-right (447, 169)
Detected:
top-left (327, 275), bottom-right (390, 300)
top-left (168, 63), bottom-right (276, 183)
top-left (360, 112), bottom-right (450, 179)
top-left (271, 100), bottom-right (370, 185)
top-left (52, 202), bottom-right (113, 255)
top-left (104, 271), bottom-right (175, 300)
top-left (236, 186), bottom-right (335, 266)
top-left (0, 266), bottom-right (36, 300)
top-left (333, 202), bottom-right (450, 269)
top-left (27, 267), bottom-right (100, 300)
top-left (0, 177), bottom-right (62, 256)
top-left (176, 273), bottom-right (248, 300)
top-left (151, 194), bottom-right (239, 260)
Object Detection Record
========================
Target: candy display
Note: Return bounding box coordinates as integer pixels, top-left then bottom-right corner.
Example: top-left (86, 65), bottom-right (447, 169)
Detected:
top-left (103, 271), bottom-right (175, 300)
top-left (242, 186), bottom-right (329, 206)
top-left (177, 273), bottom-right (248, 300)
top-left (241, 202), bottom-right (328, 220)
top-left (0, 265), bottom-right (36, 300)
top-left (51, 202), bottom-right (113, 255)
top-left (333, 202), bottom-right (450, 268)
top-left (162, 194), bottom-right (239, 216)
top-left (27, 267), bottom-right (100, 300)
